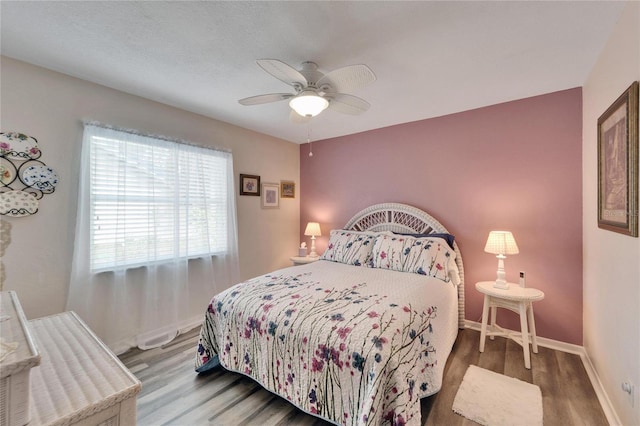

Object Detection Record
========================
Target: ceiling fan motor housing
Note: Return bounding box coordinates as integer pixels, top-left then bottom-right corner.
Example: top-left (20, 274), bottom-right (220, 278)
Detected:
top-left (298, 61), bottom-right (324, 90)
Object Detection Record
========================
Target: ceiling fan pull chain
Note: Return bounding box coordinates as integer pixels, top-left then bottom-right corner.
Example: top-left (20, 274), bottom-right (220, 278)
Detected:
top-left (308, 125), bottom-right (313, 157)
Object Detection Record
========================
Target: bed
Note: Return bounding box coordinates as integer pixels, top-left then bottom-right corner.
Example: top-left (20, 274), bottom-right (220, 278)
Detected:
top-left (195, 203), bottom-right (465, 426)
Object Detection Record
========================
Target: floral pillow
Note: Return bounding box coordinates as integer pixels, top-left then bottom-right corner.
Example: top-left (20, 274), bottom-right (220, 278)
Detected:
top-left (392, 231), bottom-right (455, 249)
top-left (371, 233), bottom-right (457, 283)
top-left (320, 230), bottom-right (378, 266)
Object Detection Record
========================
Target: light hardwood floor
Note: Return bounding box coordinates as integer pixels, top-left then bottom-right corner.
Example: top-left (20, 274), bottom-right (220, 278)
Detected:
top-left (119, 327), bottom-right (609, 426)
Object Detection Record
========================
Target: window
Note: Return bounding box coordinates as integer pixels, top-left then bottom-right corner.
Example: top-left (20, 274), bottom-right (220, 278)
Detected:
top-left (86, 124), bottom-right (232, 271)
top-left (69, 123), bottom-right (239, 351)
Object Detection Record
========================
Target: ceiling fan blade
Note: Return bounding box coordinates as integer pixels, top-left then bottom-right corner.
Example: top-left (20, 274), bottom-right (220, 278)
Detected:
top-left (327, 93), bottom-right (370, 115)
top-left (238, 93), bottom-right (293, 106)
top-left (289, 109), bottom-right (312, 124)
top-left (257, 59), bottom-right (308, 88)
top-left (317, 64), bottom-right (376, 93)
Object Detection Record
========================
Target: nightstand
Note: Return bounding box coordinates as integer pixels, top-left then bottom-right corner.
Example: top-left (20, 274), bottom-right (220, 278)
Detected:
top-left (475, 281), bottom-right (545, 369)
top-left (290, 256), bottom-right (320, 266)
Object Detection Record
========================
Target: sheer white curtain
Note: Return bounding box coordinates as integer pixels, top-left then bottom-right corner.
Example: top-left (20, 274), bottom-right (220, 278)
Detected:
top-left (67, 123), bottom-right (239, 354)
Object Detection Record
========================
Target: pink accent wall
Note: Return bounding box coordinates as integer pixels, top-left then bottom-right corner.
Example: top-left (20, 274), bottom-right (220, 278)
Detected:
top-left (300, 88), bottom-right (583, 345)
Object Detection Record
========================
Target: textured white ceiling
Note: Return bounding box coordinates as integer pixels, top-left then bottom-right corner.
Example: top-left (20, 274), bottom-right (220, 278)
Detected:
top-left (0, 1), bottom-right (626, 143)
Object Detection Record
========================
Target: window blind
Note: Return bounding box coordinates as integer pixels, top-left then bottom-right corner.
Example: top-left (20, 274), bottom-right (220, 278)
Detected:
top-left (87, 126), bottom-right (231, 271)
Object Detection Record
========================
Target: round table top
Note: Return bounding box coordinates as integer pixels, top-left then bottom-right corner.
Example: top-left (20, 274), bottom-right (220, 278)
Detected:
top-left (475, 281), bottom-right (545, 302)
top-left (290, 255), bottom-right (320, 264)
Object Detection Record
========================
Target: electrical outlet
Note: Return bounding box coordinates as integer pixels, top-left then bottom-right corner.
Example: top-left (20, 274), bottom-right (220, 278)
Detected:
top-left (622, 380), bottom-right (635, 407)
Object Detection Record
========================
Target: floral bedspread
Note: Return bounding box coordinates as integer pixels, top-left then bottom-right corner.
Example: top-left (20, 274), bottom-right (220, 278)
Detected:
top-left (195, 260), bottom-right (459, 426)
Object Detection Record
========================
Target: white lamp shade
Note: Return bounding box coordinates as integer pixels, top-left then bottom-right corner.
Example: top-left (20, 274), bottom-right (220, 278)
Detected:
top-left (289, 91), bottom-right (329, 117)
top-left (484, 231), bottom-right (519, 255)
top-left (304, 222), bottom-right (322, 237)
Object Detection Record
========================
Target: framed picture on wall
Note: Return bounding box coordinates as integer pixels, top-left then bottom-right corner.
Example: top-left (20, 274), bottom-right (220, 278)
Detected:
top-left (281, 181), bottom-right (295, 198)
top-left (239, 174), bottom-right (260, 196)
top-left (597, 81), bottom-right (638, 237)
top-left (261, 182), bottom-right (279, 208)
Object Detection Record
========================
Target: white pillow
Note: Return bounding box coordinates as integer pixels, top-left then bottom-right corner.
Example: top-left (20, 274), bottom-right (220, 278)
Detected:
top-left (320, 230), bottom-right (378, 266)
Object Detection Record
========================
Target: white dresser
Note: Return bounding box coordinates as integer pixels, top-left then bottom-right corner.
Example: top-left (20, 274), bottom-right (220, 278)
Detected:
top-left (0, 291), bottom-right (41, 426)
top-left (28, 311), bottom-right (141, 425)
top-left (1, 291), bottom-right (141, 426)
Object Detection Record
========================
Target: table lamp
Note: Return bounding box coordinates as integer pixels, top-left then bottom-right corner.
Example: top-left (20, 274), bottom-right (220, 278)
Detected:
top-left (304, 222), bottom-right (321, 257)
top-left (484, 230), bottom-right (519, 289)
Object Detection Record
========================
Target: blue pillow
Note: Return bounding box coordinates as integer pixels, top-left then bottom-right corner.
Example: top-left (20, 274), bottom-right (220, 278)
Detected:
top-left (392, 231), bottom-right (455, 249)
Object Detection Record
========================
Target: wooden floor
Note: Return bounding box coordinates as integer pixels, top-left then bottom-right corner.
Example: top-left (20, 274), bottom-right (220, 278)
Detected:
top-left (119, 327), bottom-right (609, 426)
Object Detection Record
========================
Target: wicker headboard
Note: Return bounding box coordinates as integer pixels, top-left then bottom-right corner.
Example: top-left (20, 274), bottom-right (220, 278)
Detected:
top-left (344, 203), bottom-right (465, 328)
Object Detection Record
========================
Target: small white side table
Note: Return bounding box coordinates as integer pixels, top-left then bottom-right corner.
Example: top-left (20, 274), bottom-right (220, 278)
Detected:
top-left (290, 256), bottom-right (320, 266)
top-left (476, 281), bottom-right (545, 369)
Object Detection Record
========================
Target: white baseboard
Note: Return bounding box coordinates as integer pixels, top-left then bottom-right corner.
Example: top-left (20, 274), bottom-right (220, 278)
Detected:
top-left (464, 320), bottom-right (621, 425)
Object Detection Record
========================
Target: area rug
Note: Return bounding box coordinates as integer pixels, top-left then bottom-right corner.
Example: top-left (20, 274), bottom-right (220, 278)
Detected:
top-left (452, 365), bottom-right (543, 426)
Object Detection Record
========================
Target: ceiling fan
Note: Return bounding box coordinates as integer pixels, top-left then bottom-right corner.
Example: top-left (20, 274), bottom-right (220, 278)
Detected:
top-left (238, 59), bottom-right (376, 121)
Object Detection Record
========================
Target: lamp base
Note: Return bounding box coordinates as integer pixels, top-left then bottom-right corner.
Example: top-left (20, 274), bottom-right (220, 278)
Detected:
top-left (309, 236), bottom-right (318, 258)
top-left (493, 255), bottom-right (509, 289)
top-left (493, 279), bottom-right (509, 289)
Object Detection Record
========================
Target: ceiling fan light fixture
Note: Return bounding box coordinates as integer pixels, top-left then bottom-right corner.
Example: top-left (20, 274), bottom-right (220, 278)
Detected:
top-left (289, 90), bottom-right (329, 117)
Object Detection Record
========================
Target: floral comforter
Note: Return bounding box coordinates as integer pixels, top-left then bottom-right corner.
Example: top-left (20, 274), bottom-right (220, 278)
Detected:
top-left (195, 260), bottom-right (459, 426)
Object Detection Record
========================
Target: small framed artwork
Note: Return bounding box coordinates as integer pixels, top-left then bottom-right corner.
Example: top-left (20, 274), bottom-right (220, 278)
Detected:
top-left (597, 81), bottom-right (638, 237)
top-left (239, 174), bottom-right (260, 196)
top-left (261, 182), bottom-right (279, 208)
top-left (281, 181), bottom-right (295, 198)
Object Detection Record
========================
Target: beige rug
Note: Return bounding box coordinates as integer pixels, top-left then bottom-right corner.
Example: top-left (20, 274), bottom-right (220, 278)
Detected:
top-left (452, 365), bottom-right (543, 426)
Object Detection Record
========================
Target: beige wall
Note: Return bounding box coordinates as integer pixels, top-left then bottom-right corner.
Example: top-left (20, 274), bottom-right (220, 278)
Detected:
top-left (0, 56), bottom-right (300, 319)
top-left (582, 2), bottom-right (640, 424)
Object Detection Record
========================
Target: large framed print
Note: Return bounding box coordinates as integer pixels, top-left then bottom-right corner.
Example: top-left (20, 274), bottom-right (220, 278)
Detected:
top-left (597, 81), bottom-right (638, 237)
